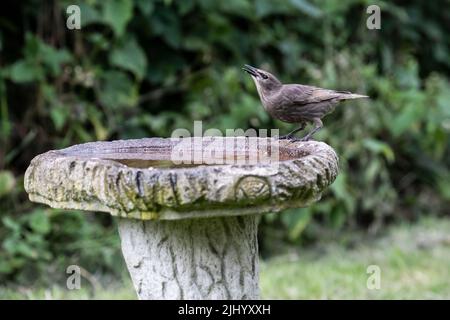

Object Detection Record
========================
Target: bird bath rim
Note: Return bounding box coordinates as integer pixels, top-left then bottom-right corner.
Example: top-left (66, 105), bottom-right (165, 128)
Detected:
top-left (24, 137), bottom-right (339, 221)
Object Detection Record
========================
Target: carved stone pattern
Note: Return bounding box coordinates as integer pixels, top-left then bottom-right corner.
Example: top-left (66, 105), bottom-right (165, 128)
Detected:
top-left (118, 215), bottom-right (259, 299)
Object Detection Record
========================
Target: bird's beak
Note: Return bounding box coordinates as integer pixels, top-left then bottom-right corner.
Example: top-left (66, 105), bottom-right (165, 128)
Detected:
top-left (242, 64), bottom-right (259, 78)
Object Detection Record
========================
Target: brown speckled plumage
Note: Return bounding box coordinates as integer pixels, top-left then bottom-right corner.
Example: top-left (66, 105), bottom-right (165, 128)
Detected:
top-left (243, 64), bottom-right (368, 140)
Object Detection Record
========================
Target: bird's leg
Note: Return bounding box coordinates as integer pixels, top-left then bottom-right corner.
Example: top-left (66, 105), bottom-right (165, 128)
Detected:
top-left (299, 118), bottom-right (323, 141)
top-left (278, 122), bottom-right (306, 140)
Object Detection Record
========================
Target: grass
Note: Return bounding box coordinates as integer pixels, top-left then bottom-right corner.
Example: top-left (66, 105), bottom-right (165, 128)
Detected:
top-left (260, 217), bottom-right (450, 299)
top-left (1, 217), bottom-right (449, 299)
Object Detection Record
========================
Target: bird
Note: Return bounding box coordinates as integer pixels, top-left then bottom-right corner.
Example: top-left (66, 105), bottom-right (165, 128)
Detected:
top-left (242, 64), bottom-right (368, 141)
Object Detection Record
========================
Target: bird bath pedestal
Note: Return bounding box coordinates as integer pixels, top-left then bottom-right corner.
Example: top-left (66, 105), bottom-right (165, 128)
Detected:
top-left (24, 137), bottom-right (338, 299)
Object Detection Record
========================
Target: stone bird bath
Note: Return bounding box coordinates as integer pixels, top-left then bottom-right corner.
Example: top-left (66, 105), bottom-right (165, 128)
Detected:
top-left (24, 137), bottom-right (338, 299)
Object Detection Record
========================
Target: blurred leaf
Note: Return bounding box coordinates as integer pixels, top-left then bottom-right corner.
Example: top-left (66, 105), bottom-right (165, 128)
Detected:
top-left (0, 260), bottom-right (14, 274)
top-left (437, 177), bottom-right (450, 201)
top-left (8, 60), bottom-right (42, 83)
top-left (23, 32), bottom-right (40, 57)
top-left (0, 78), bottom-right (11, 139)
top-left (40, 47), bottom-right (72, 76)
top-left (3, 238), bottom-right (17, 254)
top-left (288, 210), bottom-right (312, 241)
top-left (14, 241), bottom-right (37, 259)
top-left (7, 34), bottom-right (71, 82)
top-left (102, 0), bottom-right (133, 37)
top-left (28, 210), bottom-right (51, 235)
top-left (288, 0), bottom-right (322, 17)
top-left (87, 33), bottom-right (110, 50)
top-left (2, 216), bottom-right (20, 233)
top-left (79, 3), bottom-right (102, 27)
top-left (390, 104), bottom-right (424, 137)
top-left (363, 139), bottom-right (395, 163)
top-left (150, 8), bottom-right (181, 48)
top-left (330, 173), bottom-right (348, 200)
top-left (255, 0), bottom-right (290, 17)
top-left (87, 105), bottom-right (109, 140)
top-left (110, 38), bottom-right (147, 80)
top-left (330, 173), bottom-right (356, 213)
top-left (3, 237), bottom-right (38, 259)
top-left (73, 123), bottom-right (94, 142)
top-left (136, 0), bottom-right (154, 15)
top-left (4, 130), bottom-right (37, 165)
top-left (0, 171), bottom-right (15, 197)
top-left (50, 107), bottom-right (69, 131)
top-left (98, 71), bottom-right (138, 108)
top-left (177, 0), bottom-right (195, 15)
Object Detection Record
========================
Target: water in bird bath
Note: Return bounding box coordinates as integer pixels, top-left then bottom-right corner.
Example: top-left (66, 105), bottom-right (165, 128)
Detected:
top-left (58, 136), bottom-right (312, 169)
top-left (105, 147), bottom-right (308, 169)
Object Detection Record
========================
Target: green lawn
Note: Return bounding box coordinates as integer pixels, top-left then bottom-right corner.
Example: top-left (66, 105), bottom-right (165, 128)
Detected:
top-left (261, 217), bottom-right (450, 299)
top-left (1, 217), bottom-right (449, 299)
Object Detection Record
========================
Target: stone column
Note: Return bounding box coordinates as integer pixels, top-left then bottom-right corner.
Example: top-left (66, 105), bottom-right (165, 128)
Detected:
top-left (118, 215), bottom-right (259, 300)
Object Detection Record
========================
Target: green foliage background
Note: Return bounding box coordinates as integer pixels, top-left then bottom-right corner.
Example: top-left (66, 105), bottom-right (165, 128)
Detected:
top-left (0, 0), bottom-right (449, 285)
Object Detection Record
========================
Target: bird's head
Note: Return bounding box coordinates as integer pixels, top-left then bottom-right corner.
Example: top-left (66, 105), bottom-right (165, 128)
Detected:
top-left (242, 64), bottom-right (282, 96)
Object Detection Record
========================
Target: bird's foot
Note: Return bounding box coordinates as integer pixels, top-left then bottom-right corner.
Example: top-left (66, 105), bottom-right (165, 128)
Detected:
top-left (288, 136), bottom-right (313, 142)
top-left (273, 134), bottom-right (292, 140)
top-left (299, 135), bottom-right (312, 141)
top-left (274, 134), bottom-right (313, 142)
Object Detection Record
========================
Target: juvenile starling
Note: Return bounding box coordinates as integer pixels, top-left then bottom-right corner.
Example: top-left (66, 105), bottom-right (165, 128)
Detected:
top-left (243, 64), bottom-right (368, 141)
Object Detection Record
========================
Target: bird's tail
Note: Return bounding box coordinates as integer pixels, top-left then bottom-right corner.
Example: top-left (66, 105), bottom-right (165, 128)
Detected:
top-left (337, 91), bottom-right (369, 100)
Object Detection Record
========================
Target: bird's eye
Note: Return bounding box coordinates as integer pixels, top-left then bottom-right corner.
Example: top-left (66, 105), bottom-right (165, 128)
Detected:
top-left (261, 74), bottom-right (268, 80)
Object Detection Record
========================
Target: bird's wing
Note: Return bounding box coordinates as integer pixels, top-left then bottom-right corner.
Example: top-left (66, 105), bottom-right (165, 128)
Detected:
top-left (281, 84), bottom-right (343, 105)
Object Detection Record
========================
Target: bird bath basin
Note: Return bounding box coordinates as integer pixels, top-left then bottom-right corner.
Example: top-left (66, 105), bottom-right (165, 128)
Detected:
top-left (24, 136), bottom-right (338, 299)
